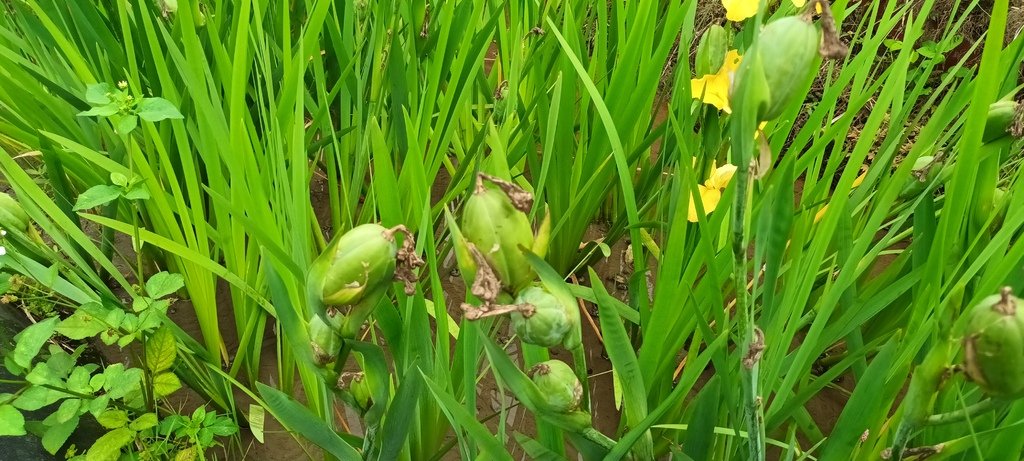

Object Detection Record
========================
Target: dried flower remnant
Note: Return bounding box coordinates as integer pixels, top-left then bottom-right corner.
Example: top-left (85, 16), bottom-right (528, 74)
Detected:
top-left (742, 327), bottom-right (766, 369)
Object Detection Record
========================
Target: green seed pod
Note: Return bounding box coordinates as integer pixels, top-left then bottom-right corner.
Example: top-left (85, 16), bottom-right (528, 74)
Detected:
top-left (309, 315), bottom-right (340, 366)
top-left (445, 208), bottom-right (478, 286)
top-left (493, 81), bottom-right (513, 123)
top-left (992, 187), bottom-right (1009, 229)
top-left (349, 373), bottom-right (372, 411)
top-left (899, 156), bottom-right (942, 199)
top-left (963, 288), bottom-right (1024, 398)
top-left (160, 0), bottom-right (178, 14)
top-left (695, 25), bottom-right (728, 77)
top-left (531, 360), bottom-right (583, 413)
top-left (983, 100), bottom-right (1018, 144)
top-left (461, 176), bottom-right (535, 292)
top-left (0, 192), bottom-right (29, 234)
top-left (735, 16), bottom-right (820, 121)
top-left (512, 284), bottom-right (579, 349)
top-left (308, 223), bottom-right (398, 307)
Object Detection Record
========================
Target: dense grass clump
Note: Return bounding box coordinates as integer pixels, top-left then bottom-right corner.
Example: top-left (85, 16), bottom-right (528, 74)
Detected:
top-left (0, 0), bottom-right (1023, 460)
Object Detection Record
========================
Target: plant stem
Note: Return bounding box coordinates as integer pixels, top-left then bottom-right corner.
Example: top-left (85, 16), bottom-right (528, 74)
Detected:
top-left (330, 292), bottom-right (385, 377)
top-left (39, 383), bottom-right (139, 412)
top-left (581, 426), bottom-right (617, 451)
top-left (734, 160), bottom-right (764, 461)
top-left (924, 398), bottom-right (999, 426)
top-left (570, 344), bottom-right (591, 411)
top-left (126, 138), bottom-right (145, 286)
top-left (889, 340), bottom-right (953, 460)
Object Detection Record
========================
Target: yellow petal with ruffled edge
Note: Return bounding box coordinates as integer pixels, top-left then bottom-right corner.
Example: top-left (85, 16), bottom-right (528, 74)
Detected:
top-left (691, 50), bottom-right (743, 113)
top-left (707, 162), bottom-right (738, 190)
top-left (723, 0), bottom-right (759, 21)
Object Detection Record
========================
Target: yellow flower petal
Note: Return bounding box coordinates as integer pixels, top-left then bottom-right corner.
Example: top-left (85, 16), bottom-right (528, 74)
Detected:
top-left (691, 50), bottom-right (743, 113)
top-left (852, 170), bottom-right (867, 188)
top-left (691, 75), bottom-right (733, 113)
top-left (793, 0), bottom-right (823, 13)
top-left (687, 195), bottom-right (700, 223)
top-left (814, 205), bottom-right (828, 223)
top-left (702, 186), bottom-right (722, 212)
top-left (707, 163), bottom-right (738, 190)
top-left (688, 185), bottom-right (723, 222)
top-left (723, 0), bottom-right (759, 21)
top-left (721, 50), bottom-right (743, 73)
top-left (754, 121), bottom-right (769, 140)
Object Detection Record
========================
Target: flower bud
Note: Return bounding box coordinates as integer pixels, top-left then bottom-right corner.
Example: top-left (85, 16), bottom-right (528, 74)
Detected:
top-left (512, 284), bottom-right (579, 349)
top-left (308, 223), bottom-right (398, 307)
top-left (734, 16), bottom-right (820, 121)
top-left (530, 360), bottom-right (583, 413)
top-left (695, 25), bottom-right (728, 77)
top-left (461, 175), bottom-right (536, 292)
top-left (0, 192), bottom-right (29, 234)
top-left (963, 288), bottom-right (1024, 398)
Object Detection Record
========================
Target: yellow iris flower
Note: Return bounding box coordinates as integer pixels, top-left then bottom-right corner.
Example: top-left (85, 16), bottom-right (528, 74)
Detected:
top-left (691, 50), bottom-right (742, 113)
top-left (722, 0), bottom-right (760, 22)
top-left (724, 0), bottom-right (819, 22)
top-left (689, 162), bottom-right (738, 222)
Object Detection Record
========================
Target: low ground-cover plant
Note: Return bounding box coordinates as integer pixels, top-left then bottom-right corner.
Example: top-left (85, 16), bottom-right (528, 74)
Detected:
top-left (0, 275), bottom-right (238, 460)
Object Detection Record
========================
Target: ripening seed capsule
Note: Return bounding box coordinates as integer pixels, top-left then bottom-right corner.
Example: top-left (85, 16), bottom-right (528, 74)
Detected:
top-left (898, 156), bottom-right (943, 199)
top-left (992, 188), bottom-right (1009, 229)
top-left (512, 284), bottom-right (579, 349)
top-left (0, 192), bottom-right (29, 234)
top-left (461, 183), bottom-right (535, 292)
top-left (308, 223), bottom-right (398, 307)
top-left (349, 373), bottom-right (372, 411)
top-left (735, 16), bottom-right (821, 121)
top-left (531, 360), bottom-right (583, 413)
top-left (963, 288), bottom-right (1024, 398)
